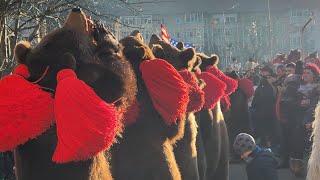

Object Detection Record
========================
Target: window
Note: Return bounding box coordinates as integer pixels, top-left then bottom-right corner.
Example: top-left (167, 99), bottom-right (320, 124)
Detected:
top-left (176, 32), bottom-right (181, 38)
top-left (176, 17), bottom-right (181, 24)
top-left (120, 15), bottom-right (152, 25)
top-left (160, 18), bottom-right (165, 24)
top-left (226, 17), bottom-right (236, 24)
top-left (185, 13), bottom-right (203, 23)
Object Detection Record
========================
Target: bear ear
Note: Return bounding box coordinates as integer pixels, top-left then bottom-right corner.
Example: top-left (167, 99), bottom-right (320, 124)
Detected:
top-left (152, 44), bottom-right (165, 59)
top-left (60, 53), bottom-right (77, 70)
top-left (209, 54), bottom-right (219, 66)
top-left (14, 41), bottom-right (32, 64)
top-left (130, 30), bottom-right (144, 42)
top-left (179, 48), bottom-right (196, 63)
top-left (64, 8), bottom-right (88, 33)
top-left (123, 45), bottom-right (147, 61)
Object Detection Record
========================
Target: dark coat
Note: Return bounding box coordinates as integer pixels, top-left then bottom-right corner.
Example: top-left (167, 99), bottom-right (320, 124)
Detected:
top-left (246, 149), bottom-right (279, 180)
top-left (251, 79), bottom-right (278, 139)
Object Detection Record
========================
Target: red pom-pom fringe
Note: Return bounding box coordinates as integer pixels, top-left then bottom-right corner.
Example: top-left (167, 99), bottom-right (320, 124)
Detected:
top-left (140, 59), bottom-right (189, 125)
top-left (53, 69), bottom-right (120, 163)
top-left (122, 99), bottom-right (140, 126)
top-left (13, 64), bottom-right (30, 78)
top-left (0, 65), bottom-right (54, 152)
top-left (195, 72), bottom-right (226, 110)
top-left (206, 66), bottom-right (238, 96)
top-left (179, 69), bottom-right (205, 113)
top-left (220, 96), bottom-right (231, 112)
top-left (238, 78), bottom-right (254, 98)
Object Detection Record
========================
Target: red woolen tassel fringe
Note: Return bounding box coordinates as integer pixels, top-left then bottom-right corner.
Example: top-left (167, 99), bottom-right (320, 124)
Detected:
top-left (53, 69), bottom-right (119, 163)
top-left (140, 59), bottom-right (189, 125)
top-left (179, 69), bottom-right (205, 113)
top-left (206, 66), bottom-right (238, 96)
top-left (0, 64), bottom-right (54, 152)
top-left (195, 72), bottom-right (226, 110)
top-left (238, 78), bottom-right (254, 99)
top-left (122, 99), bottom-right (140, 126)
top-left (220, 96), bottom-right (231, 112)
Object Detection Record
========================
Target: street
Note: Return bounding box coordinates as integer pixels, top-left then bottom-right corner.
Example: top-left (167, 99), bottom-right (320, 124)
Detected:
top-left (230, 163), bottom-right (305, 180)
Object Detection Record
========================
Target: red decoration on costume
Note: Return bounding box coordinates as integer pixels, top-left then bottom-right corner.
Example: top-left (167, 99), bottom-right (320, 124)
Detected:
top-left (0, 64), bottom-right (54, 152)
top-left (305, 63), bottom-right (320, 76)
top-left (195, 72), bottom-right (226, 110)
top-left (53, 69), bottom-right (119, 163)
top-left (220, 96), bottom-right (231, 112)
top-left (122, 99), bottom-right (140, 126)
top-left (206, 66), bottom-right (238, 96)
top-left (272, 58), bottom-right (285, 64)
top-left (140, 59), bottom-right (189, 125)
top-left (179, 69), bottom-right (205, 113)
top-left (238, 78), bottom-right (254, 99)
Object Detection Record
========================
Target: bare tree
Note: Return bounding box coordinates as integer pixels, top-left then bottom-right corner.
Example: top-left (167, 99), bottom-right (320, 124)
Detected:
top-left (0, 0), bottom-right (140, 77)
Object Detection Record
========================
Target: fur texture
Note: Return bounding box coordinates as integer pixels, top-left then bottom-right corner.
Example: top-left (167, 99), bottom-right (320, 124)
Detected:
top-left (307, 102), bottom-right (320, 180)
top-left (110, 34), bottom-right (185, 180)
top-left (149, 35), bottom-right (201, 180)
top-left (13, 9), bottom-right (137, 180)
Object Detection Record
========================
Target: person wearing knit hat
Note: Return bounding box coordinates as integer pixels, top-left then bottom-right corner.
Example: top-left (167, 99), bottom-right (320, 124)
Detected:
top-left (233, 133), bottom-right (279, 180)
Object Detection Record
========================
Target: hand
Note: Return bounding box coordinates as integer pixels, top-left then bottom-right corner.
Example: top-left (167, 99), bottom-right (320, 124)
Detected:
top-left (277, 86), bottom-right (286, 94)
top-left (300, 99), bottom-right (310, 107)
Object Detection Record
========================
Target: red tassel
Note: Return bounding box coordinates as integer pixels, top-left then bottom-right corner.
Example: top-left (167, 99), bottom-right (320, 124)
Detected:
top-left (195, 72), bottom-right (226, 110)
top-left (140, 59), bottom-right (189, 125)
top-left (0, 65), bottom-right (54, 152)
top-left (220, 96), bottom-right (231, 112)
top-left (179, 69), bottom-right (205, 113)
top-left (238, 78), bottom-right (254, 99)
top-left (122, 99), bottom-right (140, 126)
top-left (206, 66), bottom-right (238, 96)
top-left (53, 69), bottom-right (119, 163)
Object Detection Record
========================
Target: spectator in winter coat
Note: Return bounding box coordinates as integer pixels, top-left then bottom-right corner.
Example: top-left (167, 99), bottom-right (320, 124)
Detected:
top-left (252, 66), bottom-right (279, 147)
top-left (233, 133), bottom-right (279, 180)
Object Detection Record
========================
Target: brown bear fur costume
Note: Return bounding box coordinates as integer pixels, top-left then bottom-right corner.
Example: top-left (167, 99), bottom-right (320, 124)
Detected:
top-left (197, 53), bottom-right (230, 180)
top-left (110, 32), bottom-right (186, 180)
top-left (12, 8), bottom-right (136, 180)
top-left (149, 34), bottom-right (201, 180)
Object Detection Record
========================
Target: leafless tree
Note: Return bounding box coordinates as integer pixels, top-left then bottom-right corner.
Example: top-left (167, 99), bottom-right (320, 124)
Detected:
top-left (0, 0), bottom-right (140, 77)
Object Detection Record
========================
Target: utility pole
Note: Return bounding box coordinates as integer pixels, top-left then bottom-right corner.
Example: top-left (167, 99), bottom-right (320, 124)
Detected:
top-left (268, 0), bottom-right (272, 59)
top-left (301, 17), bottom-right (313, 59)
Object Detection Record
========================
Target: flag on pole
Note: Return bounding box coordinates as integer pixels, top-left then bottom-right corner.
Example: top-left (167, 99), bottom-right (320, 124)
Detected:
top-left (169, 38), bottom-right (194, 48)
top-left (161, 24), bottom-right (170, 43)
top-left (161, 24), bottom-right (194, 49)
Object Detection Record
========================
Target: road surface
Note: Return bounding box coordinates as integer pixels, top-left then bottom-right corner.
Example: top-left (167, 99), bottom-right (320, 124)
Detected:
top-left (230, 163), bottom-right (305, 180)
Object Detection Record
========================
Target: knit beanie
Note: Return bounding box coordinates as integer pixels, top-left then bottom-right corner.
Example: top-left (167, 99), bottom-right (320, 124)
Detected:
top-left (233, 133), bottom-right (256, 155)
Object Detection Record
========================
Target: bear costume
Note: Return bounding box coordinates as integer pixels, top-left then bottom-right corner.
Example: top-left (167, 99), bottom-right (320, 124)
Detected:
top-left (110, 32), bottom-right (189, 180)
top-left (197, 53), bottom-right (238, 180)
top-left (149, 34), bottom-right (205, 180)
top-left (0, 8), bottom-right (137, 180)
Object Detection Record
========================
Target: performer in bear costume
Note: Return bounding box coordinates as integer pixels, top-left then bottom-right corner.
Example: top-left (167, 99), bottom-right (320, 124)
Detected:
top-left (149, 34), bottom-right (205, 180)
top-left (307, 102), bottom-right (320, 180)
top-left (110, 32), bottom-right (189, 180)
top-left (197, 53), bottom-right (238, 180)
top-left (0, 8), bottom-right (137, 180)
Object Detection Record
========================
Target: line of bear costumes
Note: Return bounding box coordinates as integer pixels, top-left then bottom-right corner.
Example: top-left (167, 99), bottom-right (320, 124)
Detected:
top-left (149, 34), bottom-right (237, 180)
top-left (0, 9), bottom-right (238, 180)
top-left (0, 9), bottom-right (137, 180)
top-left (110, 34), bottom-right (188, 180)
top-left (148, 34), bottom-right (203, 180)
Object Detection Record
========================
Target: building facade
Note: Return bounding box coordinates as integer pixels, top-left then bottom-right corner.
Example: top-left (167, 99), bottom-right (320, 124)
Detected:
top-left (117, 4), bottom-right (320, 67)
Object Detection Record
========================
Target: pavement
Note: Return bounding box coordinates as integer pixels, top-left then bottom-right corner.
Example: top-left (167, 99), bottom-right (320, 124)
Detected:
top-left (230, 163), bottom-right (306, 180)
